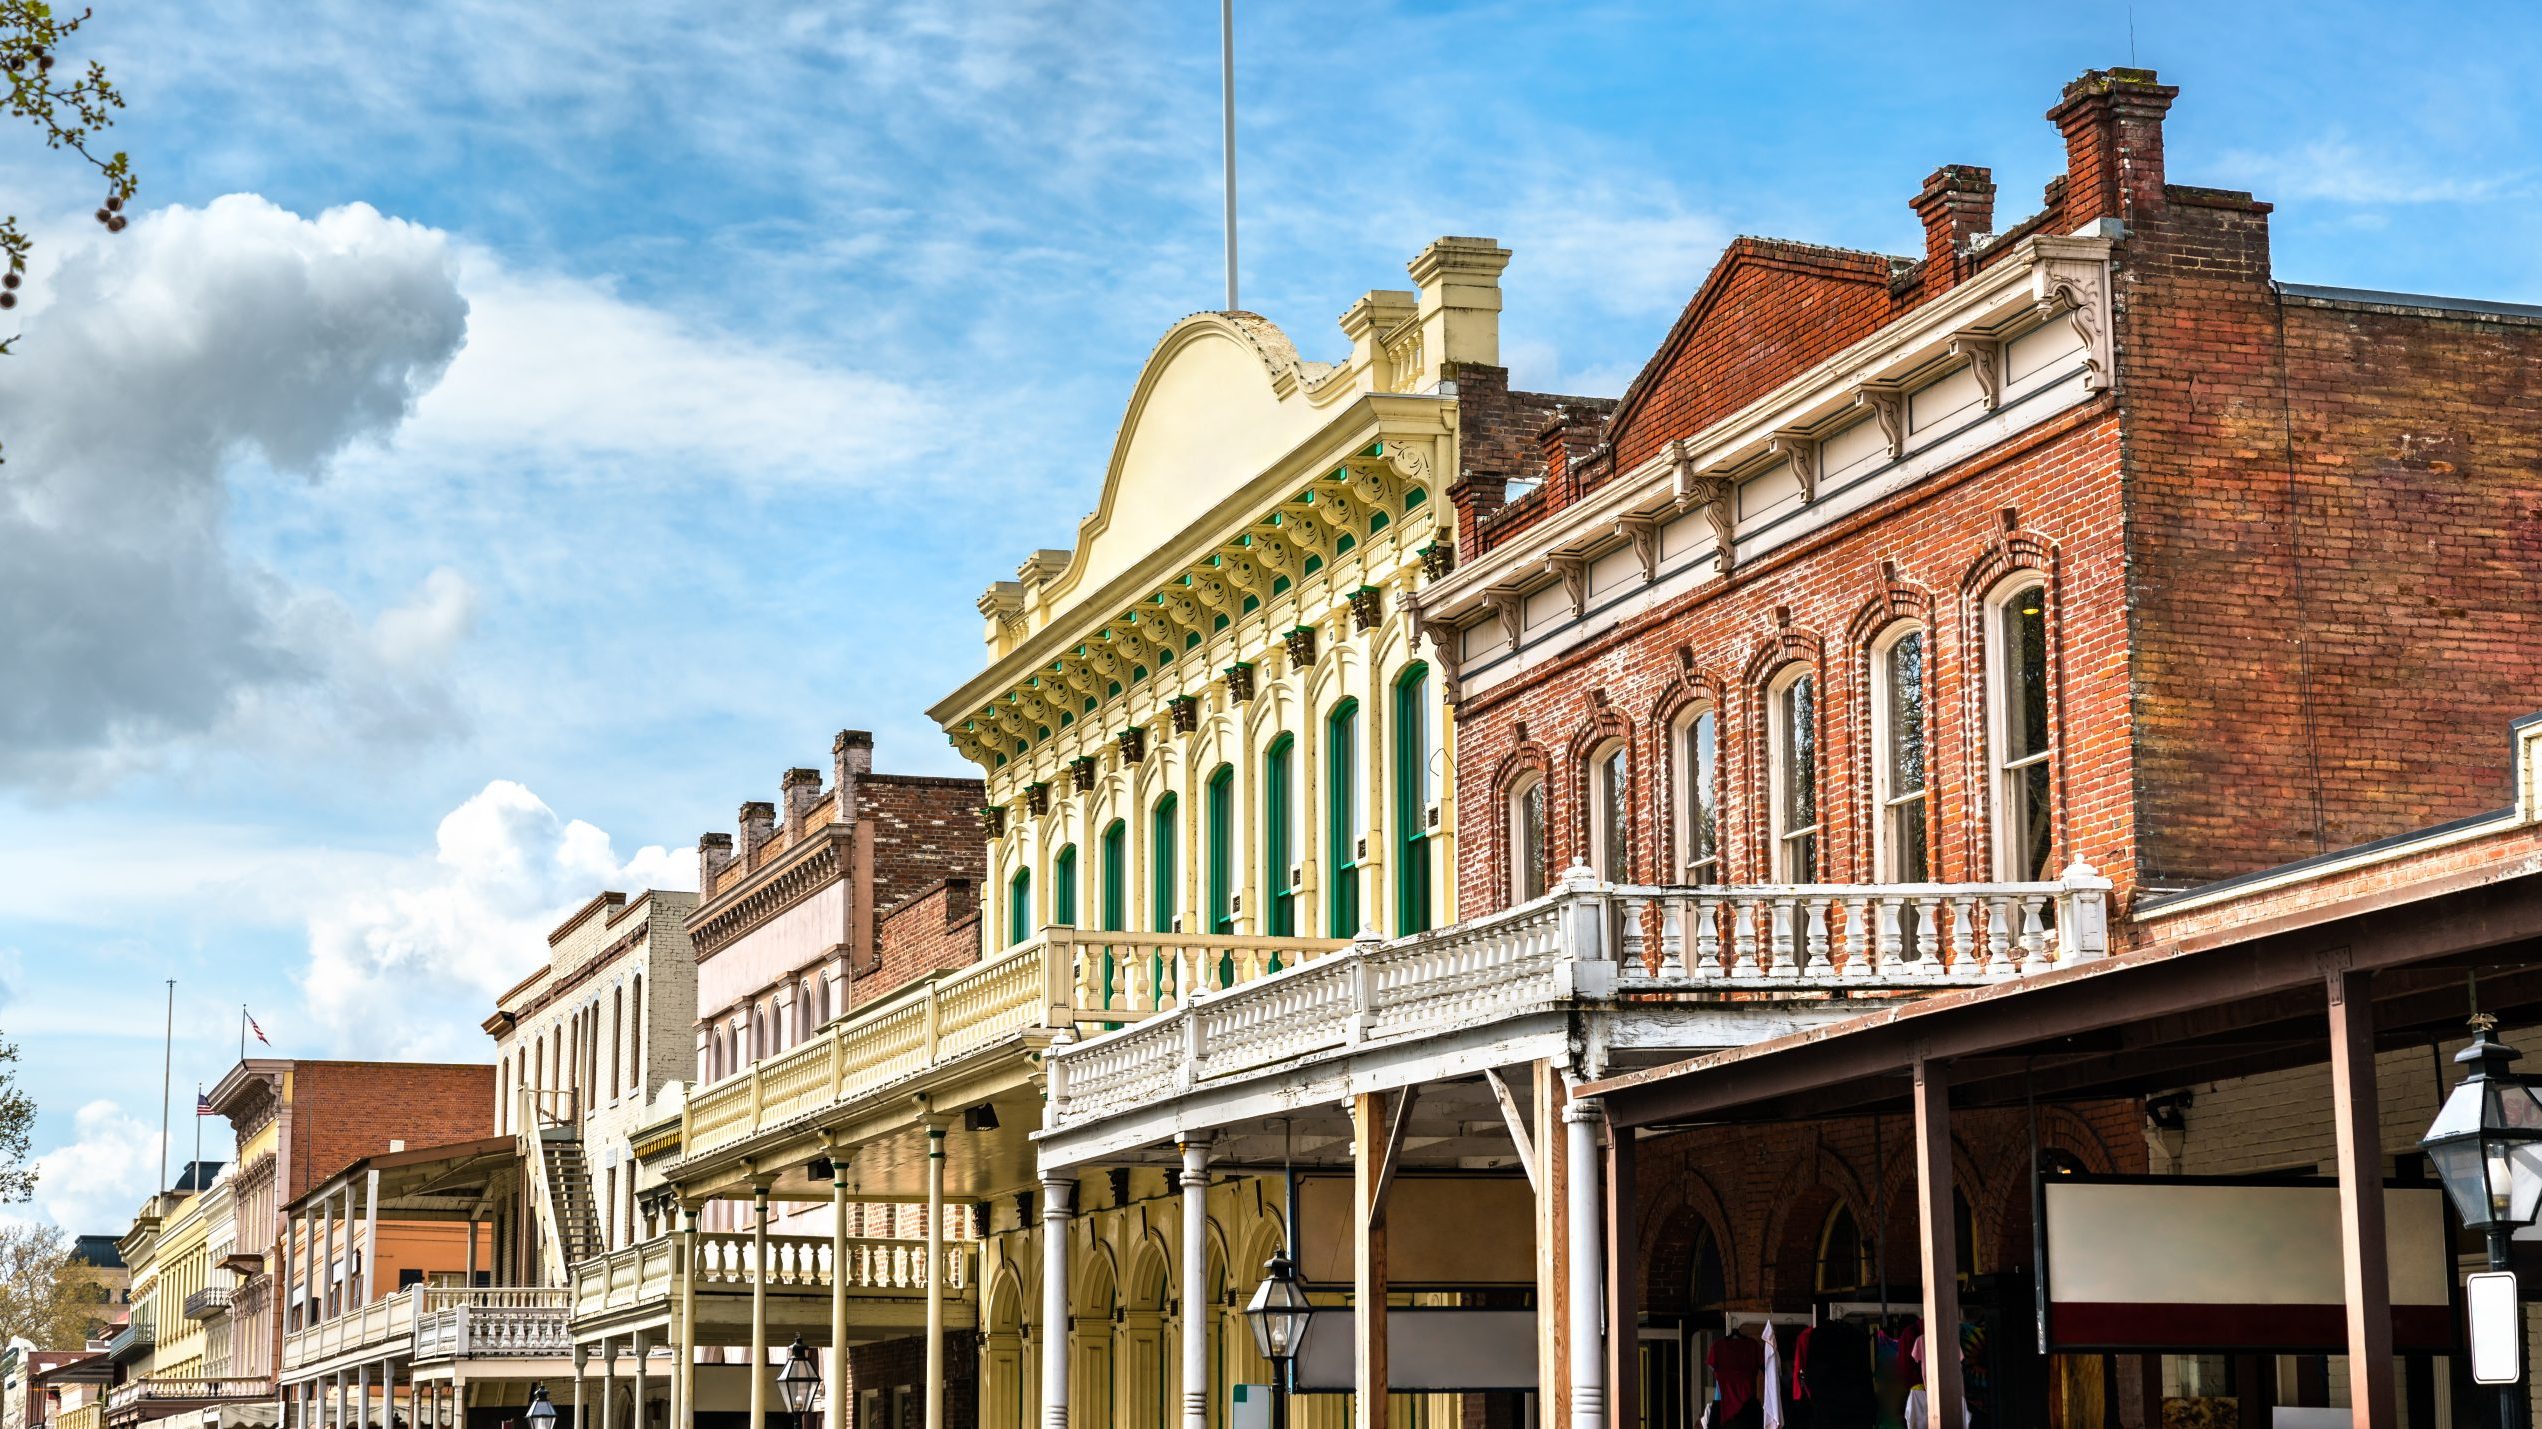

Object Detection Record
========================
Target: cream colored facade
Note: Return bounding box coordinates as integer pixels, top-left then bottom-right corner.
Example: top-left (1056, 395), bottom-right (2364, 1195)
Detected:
top-left (936, 240), bottom-right (1506, 955)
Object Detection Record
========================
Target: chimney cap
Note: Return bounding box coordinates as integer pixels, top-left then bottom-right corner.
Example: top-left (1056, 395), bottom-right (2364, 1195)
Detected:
top-left (834, 729), bottom-right (874, 752)
top-left (782, 767), bottom-right (821, 787)
top-left (699, 832), bottom-right (734, 850)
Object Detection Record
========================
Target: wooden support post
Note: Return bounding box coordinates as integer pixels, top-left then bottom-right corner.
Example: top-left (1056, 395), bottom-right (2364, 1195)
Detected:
top-left (1913, 1056), bottom-right (1964, 1429)
top-left (749, 1184), bottom-right (770, 1429)
top-left (1354, 1091), bottom-right (1391, 1429)
top-left (1535, 1064), bottom-right (1571, 1429)
top-left (2328, 968), bottom-right (2397, 1429)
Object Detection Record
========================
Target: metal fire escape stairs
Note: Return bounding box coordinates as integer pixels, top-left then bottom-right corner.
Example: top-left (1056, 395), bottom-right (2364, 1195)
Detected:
top-left (517, 1090), bottom-right (603, 1284)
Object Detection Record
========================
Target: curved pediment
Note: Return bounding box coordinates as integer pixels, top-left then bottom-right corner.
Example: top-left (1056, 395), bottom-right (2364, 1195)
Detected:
top-left (1043, 311), bottom-right (1344, 623)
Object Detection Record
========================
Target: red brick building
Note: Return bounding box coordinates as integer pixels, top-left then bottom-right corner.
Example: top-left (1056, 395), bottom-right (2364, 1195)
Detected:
top-left (1407, 67), bottom-right (2542, 1429)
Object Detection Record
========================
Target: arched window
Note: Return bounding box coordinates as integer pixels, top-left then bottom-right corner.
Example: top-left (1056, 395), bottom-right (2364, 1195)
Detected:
top-left (1816, 1204), bottom-right (1869, 1294)
top-left (629, 974), bottom-right (644, 1095)
top-left (1100, 820), bottom-right (1128, 932)
top-left (1205, 766), bottom-right (1236, 934)
top-left (1871, 624), bottom-right (1930, 883)
top-left (1392, 666), bottom-right (1437, 934)
top-left (1007, 868), bottom-right (1032, 948)
top-left (1149, 793), bottom-right (1179, 933)
top-left (1989, 577), bottom-right (2054, 879)
top-left (1674, 705), bottom-right (1719, 884)
top-left (1264, 735), bottom-right (1297, 936)
top-left (1769, 668), bottom-right (1821, 882)
top-left (1052, 845), bottom-right (1079, 926)
top-left (1508, 772), bottom-right (1548, 903)
top-left (1326, 698), bottom-right (1362, 937)
top-left (1588, 739), bottom-right (1630, 881)
top-left (609, 988), bottom-right (623, 1100)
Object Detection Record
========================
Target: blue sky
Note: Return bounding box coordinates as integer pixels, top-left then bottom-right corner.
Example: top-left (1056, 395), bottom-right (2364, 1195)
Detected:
top-left (1, 0), bottom-right (2536, 1230)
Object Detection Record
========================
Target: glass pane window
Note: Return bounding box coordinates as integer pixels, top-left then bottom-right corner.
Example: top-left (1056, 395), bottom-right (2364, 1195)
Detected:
top-left (1326, 700), bottom-right (1363, 938)
top-left (1511, 776), bottom-right (1548, 903)
top-left (1052, 845), bottom-right (1078, 926)
top-left (1265, 737), bottom-right (1296, 936)
top-left (1206, 766), bottom-right (1235, 935)
top-left (1679, 709), bottom-right (1718, 884)
top-left (1773, 673), bottom-right (1820, 882)
top-left (1392, 669), bottom-right (1433, 935)
top-left (1877, 628), bottom-right (1930, 884)
top-left (1996, 584), bottom-right (2054, 880)
top-left (1592, 744), bottom-right (1630, 881)
top-left (1149, 794), bottom-right (1178, 934)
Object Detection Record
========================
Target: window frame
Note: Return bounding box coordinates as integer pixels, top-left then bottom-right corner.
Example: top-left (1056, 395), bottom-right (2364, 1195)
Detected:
top-left (1869, 621), bottom-right (1931, 885)
top-left (1673, 703), bottom-right (1720, 885)
top-left (1508, 770), bottom-right (1548, 903)
top-left (1325, 698), bottom-right (1362, 938)
top-left (1587, 737), bottom-right (1630, 882)
top-left (1985, 575), bottom-right (2055, 881)
top-left (1392, 666), bottom-right (1434, 934)
top-left (1767, 666), bottom-right (1822, 882)
top-left (1264, 734), bottom-right (1296, 936)
top-left (1051, 844), bottom-right (1079, 927)
top-left (1205, 765), bottom-right (1235, 935)
top-left (1149, 792), bottom-right (1179, 934)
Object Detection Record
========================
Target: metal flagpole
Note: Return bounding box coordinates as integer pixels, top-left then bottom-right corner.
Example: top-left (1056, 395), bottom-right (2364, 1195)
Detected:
top-left (240, 1004), bottom-right (247, 1061)
top-left (194, 1083), bottom-right (203, 1184)
top-left (159, 979), bottom-right (174, 1196)
top-left (1220, 0), bottom-right (1237, 313)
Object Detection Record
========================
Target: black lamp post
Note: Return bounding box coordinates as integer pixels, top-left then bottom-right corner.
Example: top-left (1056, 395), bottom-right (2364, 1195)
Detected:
top-left (1244, 1253), bottom-right (1313, 1429)
top-left (523, 1384), bottom-right (556, 1429)
top-left (2423, 1020), bottom-right (2542, 1429)
top-left (776, 1334), bottom-right (822, 1429)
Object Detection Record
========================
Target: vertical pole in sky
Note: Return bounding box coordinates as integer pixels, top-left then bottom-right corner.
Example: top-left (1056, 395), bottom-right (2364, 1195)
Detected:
top-left (1221, 0), bottom-right (1238, 313)
top-left (158, 979), bottom-right (174, 1195)
top-left (193, 1082), bottom-right (203, 1184)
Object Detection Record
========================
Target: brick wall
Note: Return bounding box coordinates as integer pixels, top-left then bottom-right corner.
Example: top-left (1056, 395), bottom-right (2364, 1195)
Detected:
top-left (863, 876), bottom-right (982, 1010)
top-left (862, 775), bottom-right (988, 919)
top-left (286, 1062), bottom-right (496, 1200)
top-left (843, 1332), bottom-right (977, 1429)
top-left (1449, 405), bottom-right (2135, 917)
top-left (1632, 1099), bottom-right (2146, 1316)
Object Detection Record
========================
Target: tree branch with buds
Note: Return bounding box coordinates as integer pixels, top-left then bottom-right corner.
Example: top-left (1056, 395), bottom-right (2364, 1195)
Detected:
top-left (2, 1), bottom-right (139, 355)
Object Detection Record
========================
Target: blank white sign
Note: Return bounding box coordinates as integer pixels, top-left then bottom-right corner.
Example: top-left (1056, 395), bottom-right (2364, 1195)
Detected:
top-left (2469, 1271), bottom-right (2522, 1386)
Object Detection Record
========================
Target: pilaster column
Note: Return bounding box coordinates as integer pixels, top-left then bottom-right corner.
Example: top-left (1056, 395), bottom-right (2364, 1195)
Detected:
top-left (829, 1156), bottom-right (851, 1429)
top-left (750, 1184), bottom-right (771, 1429)
top-left (925, 1124), bottom-right (948, 1429)
top-left (1564, 1096), bottom-right (1606, 1429)
top-left (1178, 1139), bottom-right (1211, 1429)
top-left (1039, 1175), bottom-right (1074, 1429)
top-left (600, 1338), bottom-right (617, 1429)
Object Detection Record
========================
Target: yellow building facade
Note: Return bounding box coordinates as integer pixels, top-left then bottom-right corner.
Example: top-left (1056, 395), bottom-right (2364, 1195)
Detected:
top-left (936, 238), bottom-right (1512, 961)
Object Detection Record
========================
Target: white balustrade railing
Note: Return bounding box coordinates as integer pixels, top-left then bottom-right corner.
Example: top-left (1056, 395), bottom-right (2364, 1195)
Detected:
top-left (1049, 864), bottom-right (2112, 1129)
top-left (280, 1290), bottom-right (416, 1370)
top-left (107, 1378), bottom-right (272, 1411)
top-left (679, 926), bottom-right (1344, 1163)
top-left (570, 1233), bottom-right (974, 1321)
top-left (411, 1287), bottom-right (572, 1362)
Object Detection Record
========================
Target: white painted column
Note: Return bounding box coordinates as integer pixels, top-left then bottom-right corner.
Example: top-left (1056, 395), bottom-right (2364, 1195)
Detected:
top-left (1039, 1175), bottom-right (1073, 1429)
top-left (1178, 1139), bottom-right (1211, 1429)
top-left (749, 1185), bottom-right (771, 1429)
top-left (828, 1157), bottom-right (850, 1429)
top-left (630, 1329), bottom-right (651, 1429)
top-left (673, 1202), bottom-right (697, 1429)
top-left (599, 1339), bottom-right (617, 1429)
top-left (572, 1344), bottom-right (587, 1429)
top-left (926, 1124), bottom-right (947, 1429)
top-left (362, 1168), bottom-right (381, 1304)
top-left (355, 1363), bottom-right (370, 1429)
top-left (1564, 1097), bottom-right (1606, 1429)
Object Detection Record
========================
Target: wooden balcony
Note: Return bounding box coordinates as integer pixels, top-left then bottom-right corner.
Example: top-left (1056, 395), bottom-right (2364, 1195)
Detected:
top-left (104, 1377), bottom-right (272, 1425)
top-left (567, 1231), bottom-right (975, 1346)
top-left (1047, 866), bottom-right (2112, 1134)
top-left (672, 925), bottom-right (1347, 1180)
top-left (283, 1285), bottom-right (574, 1378)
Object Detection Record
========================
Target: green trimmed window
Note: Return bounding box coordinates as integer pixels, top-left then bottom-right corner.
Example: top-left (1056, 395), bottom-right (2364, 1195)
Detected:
top-left (1101, 820), bottom-right (1127, 931)
top-left (1264, 734), bottom-right (1296, 937)
top-left (1150, 793), bottom-right (1178, 933)
top-left (1392, 664), bottom-right (1434, 934)
top-left (1206, 765), bottom-right (1235, 935)
top-left (1007, 869), bottom-right (1031, 947)
top-left (1052, 845), bottom-right (1078, 926)
top-left (1326, 698), bottom-right (1361, 937)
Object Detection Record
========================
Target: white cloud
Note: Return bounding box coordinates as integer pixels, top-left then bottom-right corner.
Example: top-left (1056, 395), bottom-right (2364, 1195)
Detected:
top-left (2216, 138), bottom-right (2524, 205)
top-left (299, 780), bottom-right (697, 1060)
top-left (27, 1101), bottom-right (162, 1233)
top-left (0, 194), bottom-right (472, 790)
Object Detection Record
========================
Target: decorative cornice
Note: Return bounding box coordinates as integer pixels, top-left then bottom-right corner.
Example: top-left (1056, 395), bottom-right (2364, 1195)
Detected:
top-left (687, 826), bottom-right (850, 959)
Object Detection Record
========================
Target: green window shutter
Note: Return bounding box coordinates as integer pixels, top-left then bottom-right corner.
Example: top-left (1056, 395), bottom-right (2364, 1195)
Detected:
top-left (1150, 794), bottom-right (1178, 933)
top-left (1393, 665), bottom-right (1432, 935)
top-left (1007, 870), bottom-right (1032, 948)
top-left (1053, 846), bottom-right (1078, 926)
top-left (1206, 766), bottom-right (1235, 936)
top-left (1101, 821), bottom-right (1127, 932)
top-left (1326, 698), bottom-right (1361, 938)
top-left (1265, 736), bottom-right (1295, 938)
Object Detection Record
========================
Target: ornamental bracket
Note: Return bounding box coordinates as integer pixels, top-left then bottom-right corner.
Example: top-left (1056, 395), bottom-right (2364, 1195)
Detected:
top-left (2032, 252), bottom-right (2115, 393)
top-left (1665, 439), bottom-right (1738, 575)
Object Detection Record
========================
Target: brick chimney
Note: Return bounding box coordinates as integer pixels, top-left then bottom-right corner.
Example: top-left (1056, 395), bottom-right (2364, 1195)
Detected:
top-left (2047, 67), bottom-right (2178, 230)
top-left (738, 801), bottom-right (777, 868)
top-left (1537, 403), bottom-right (1606, 496)
top-left (834, 729), bottom-right (874, 827)
top-left (781, 767), bottom-right (823, 837)
top-left (698, 832), bottom-right (734, 892)
top-left (1911, 165), bottom-right (1997, 291)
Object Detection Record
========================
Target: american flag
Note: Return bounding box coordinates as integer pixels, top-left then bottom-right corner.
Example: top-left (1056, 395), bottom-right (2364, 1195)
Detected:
top-left (246, 1009), bottom-right (270, 1046)
top-left (196, 1091), bottom-right (218, 1117)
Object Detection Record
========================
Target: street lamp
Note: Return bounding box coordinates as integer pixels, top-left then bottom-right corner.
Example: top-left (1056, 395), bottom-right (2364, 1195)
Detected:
top-left (1244, 1253), bottom-right (1314, 1429)
top-left (2422, 1019), bottom-right (2542, 1429)
top-left (523, 1385), bottom-right (556, 1428)
top-left (776, 1334), bottom-right (822, 1429)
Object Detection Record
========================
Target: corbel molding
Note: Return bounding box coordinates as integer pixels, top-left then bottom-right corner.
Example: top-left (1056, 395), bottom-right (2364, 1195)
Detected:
top-left (1666, 439), bottom-right (1738, 574)
top-left (1614, 513), bottom-right (1663, 583)
top-left (2033, 253), bottom-right (2114, 393)
top-left (1769, 432), bottom-right (1820, 503)
top-left (1547, 552), bottom-right (1590, 618)
top-left (1949, 334), bottom-right (2006, 412)
top-left (1854, 383), bottom-right (1908, 460)
top-left (1398, 590), bottom-right (1463, 699)
top-left (1485, 585), bottom-right (1528, 653)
